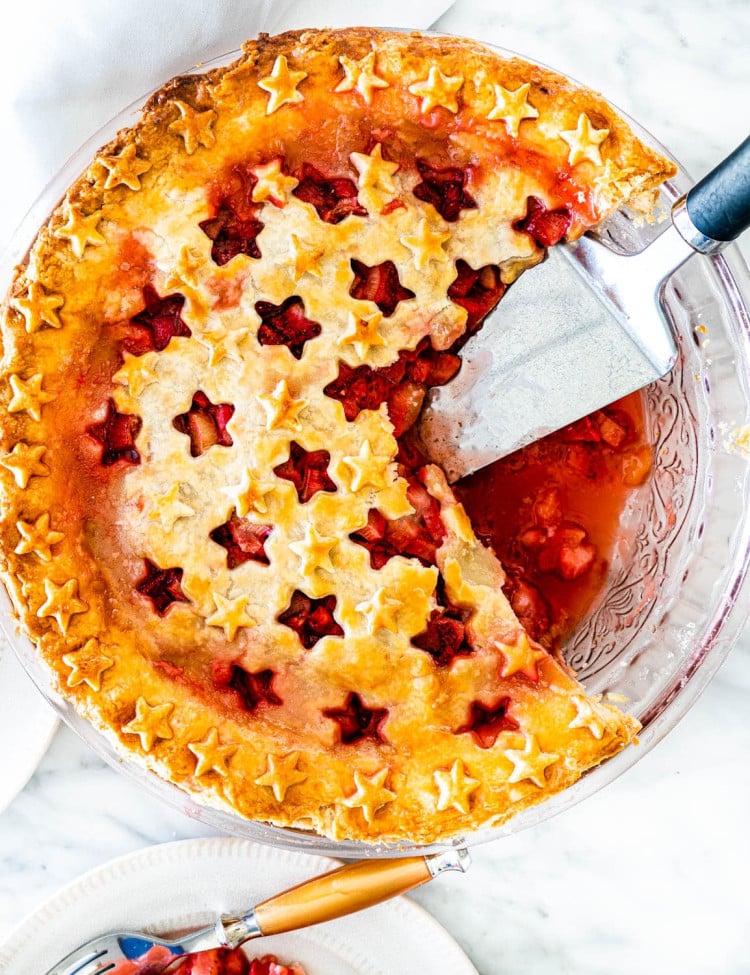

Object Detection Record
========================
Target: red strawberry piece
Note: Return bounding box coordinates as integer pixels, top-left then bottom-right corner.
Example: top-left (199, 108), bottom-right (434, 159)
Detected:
top-left (349, 259), bottom-right (415, 316)
top-left (292, 163), bottom-right (367, 224)
top-left (273, 442), bottom-right (336, 504)
top-left (200, 205), bottom-right (264, 265)
top-left (382, 515), bottom-right (438, 565)
top-left (136, 559), bottom-right (188, 616)
top-left (513, 195), bottom-right (572, 247)
top-left (128, 285), bottom-right (191, 353)
top-left (412, 608), bottom-right (473, 667)
top-left (503, 575), bottom-right (551, 642)
top-left (255, 296), bottom-right (322, 359)
top-left (214, 665), bottom-right (281, 712)
top-left (323, 692), bottom-right (388, 744)
top-left (386, 380), bottom-right (425, 437)
top-left (277, 590), bottom-right (343, 648)
top-left (412, 159), bottom-right (477, 222)
top-left (86, 398), bottom-right (142, 467)
top-left (210, 513), bottom-right (272, 568)
top-left (447, 259), bottom-right (507, 336)
top-left (173, 391), bottom-right (235, 456)
top-left (406, 478), bottom-right (446, 542)
top-left (456, 697), bottom-right (519, 748)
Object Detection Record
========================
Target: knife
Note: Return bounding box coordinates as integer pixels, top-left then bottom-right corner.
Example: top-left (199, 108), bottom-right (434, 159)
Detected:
top-left (418, 136), bottom-right (750, 482)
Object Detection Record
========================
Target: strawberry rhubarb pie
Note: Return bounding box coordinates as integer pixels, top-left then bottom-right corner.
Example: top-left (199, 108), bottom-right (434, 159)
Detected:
top-left (0, 28), bottom-right (676, 843)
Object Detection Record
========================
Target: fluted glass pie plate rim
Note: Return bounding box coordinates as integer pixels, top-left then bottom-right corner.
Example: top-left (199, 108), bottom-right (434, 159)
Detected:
top-left (2, 32), bottom-right (750, 857)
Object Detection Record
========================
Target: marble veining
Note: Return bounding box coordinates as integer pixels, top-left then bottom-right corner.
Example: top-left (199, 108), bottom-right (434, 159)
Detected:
top-left (1, 2), bottom-right (749, 974)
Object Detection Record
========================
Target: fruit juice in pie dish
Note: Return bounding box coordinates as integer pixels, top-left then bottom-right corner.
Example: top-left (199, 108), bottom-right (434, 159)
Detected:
top-left (1, 27), bottom-right (750, 852)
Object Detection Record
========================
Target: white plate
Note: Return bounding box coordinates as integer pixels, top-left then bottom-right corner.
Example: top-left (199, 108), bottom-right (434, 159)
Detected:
top-left (0, 837), bottom-right (478, 975)
top-left (0, 641), bottom-right (57, 814)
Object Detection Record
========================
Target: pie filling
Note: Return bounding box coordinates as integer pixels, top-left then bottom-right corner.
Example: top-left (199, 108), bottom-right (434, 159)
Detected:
top-left (0, 28), bottom-right (677, 842)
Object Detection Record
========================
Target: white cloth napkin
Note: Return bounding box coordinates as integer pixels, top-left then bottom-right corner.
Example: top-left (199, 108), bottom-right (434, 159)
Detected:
top-left (0, 0), bottom-right (454, 254)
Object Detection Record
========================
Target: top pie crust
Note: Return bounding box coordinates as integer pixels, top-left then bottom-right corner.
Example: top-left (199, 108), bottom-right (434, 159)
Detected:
top-left (0, 28), bottom-right (675, 843)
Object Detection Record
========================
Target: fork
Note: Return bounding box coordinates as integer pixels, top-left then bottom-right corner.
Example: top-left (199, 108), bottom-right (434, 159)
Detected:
top-left (45, 848), bottom-right (470, 975)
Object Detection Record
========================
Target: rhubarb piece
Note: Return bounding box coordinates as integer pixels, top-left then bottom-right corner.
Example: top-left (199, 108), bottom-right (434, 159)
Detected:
top-left (349, 259), bottom-right (415, 316)
top-left (412, 159), bottom-right (477, 222)
top-left (513, 195), bottom-right (572, 247)
top-left (173, 391), bottom-right (235, 456)
top-left (292, 162), bottom-right (366, 223)
top-left (86, 399), bottom-right (142, 466)
top-left (255, 296), bottom-right (321, 359)
top-left (277, 589), bottom-right (344, 648)
top-left (209, 512), bottom-right (272, 568)
top-left (273, 441), bottom-right (336, 503)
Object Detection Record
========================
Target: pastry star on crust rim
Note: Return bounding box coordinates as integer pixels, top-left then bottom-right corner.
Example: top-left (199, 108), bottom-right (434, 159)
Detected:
top-left (408, 66), bottom-right (464, 114)
top-left (10, 281), bottom-right (64, 333)
top-left (112, 351), bottom-right (160, 398)
top-left (188, 727), bottom-right (238, 777)
top-left (355, 586), bottom-right (402, 635)
top-left (504, 735), bottom-right (560, 788)
top-left (251, 158), bottom-right (299, 205)
top-left (340, 439), bottom-right (392, 492)
top-left (434, 759), bottom-right (480, 814)
top-left (122, 698), bottom-right (174, 752)
top-left (255, 752), bottom-right (307, 801)
top-left (486, 82), bottom-right (539, 137)
top-left (54, 201), bottom-right (105, 258)
top-left (289, 524), bottom-right (337, 577)
top-left (339, 310), bottom-right (385, 363)
top-left (258, 380), bottom-right (306, 432)
top-left (334, 52), bottom-right (389, 105)
top-left (14, 513), bottom-right (64, 561)
top-left (342, 767), bottom-right (396, 823)
top-left (7, 373), bottom-right (56, 421)
top-left (258, 55), bottom-right (307, 115)
top-left (350, 143), bottom-right (399, 214)
top-left (0, 442), bottom-right (50, 488)
top-left (96, 142), bottom-right (152, 190)
top-left (400, 218), bottom-right (451, 269)
top-left (36, 577), bottom-right (88, 635)
top-left (568, 693), bottom-right (607, 740)
top-left (205, 591), bottom-right (257, 641)
top-left (168, 99), bottom-right (217, 155)
top-left (560, 112), bottom-right (610, 167)
top-left (61, 638), bottom-right (114, 692)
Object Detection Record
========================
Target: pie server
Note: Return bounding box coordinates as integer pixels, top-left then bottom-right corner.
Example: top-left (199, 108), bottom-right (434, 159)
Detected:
top-left (43, 848), bottom-right (469, 975)
top-left (418, 135), bottom-right (750, 482)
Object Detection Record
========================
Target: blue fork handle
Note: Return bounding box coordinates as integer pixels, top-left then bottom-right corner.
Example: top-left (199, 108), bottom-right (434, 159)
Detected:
top-left (685, 135), bottom-right (750, 243)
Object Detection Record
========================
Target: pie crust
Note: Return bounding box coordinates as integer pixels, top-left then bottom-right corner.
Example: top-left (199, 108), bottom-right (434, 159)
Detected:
top-left (0, 28), bottom-right (676, 843)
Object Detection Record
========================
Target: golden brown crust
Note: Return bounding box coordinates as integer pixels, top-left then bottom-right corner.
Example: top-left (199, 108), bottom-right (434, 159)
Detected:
top-left (0, 28), bottom-right (668, 843)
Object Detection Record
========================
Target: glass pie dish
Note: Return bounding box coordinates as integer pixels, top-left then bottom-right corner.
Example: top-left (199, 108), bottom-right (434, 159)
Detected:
top-left (2, 38), bottom-right (750, 858)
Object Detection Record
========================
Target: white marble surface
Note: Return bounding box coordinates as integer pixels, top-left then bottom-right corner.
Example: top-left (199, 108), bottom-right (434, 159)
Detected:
top-left (1, 2), bottom-right (750, 974)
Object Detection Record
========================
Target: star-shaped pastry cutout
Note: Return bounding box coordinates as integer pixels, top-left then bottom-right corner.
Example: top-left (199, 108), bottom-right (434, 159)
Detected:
top-left (278, 233), bottom-right (324, 282)
top-left (258, 55), bottom-right (307, 115)
top-left (497, 634), bottom-right (548, 680)
top-left (61, 638), bottom-right (114, 692)
top-left (149, 483), bottom-right (196, 531)
top-left (434, 759), bottom-right (480, 814)
top-left (188, 727), bottom-right (238, 777)
top-left (112, 351), bottom-right (160, 398)
top-left (36, 577), bottom-right (88, 635)
top-left (289, 524), bottom-right (337, 577)
top-left (340, 439), bottom-right (392, 491)
top-left (7, 374), bottom-right (56, 421)
top-left (355, 586), bottom-right (402, 635)
top-left (350, 143), bottom-right (399, 214)
top-left (0, 442), bottom-right (50, 488)
top-left (560, 113), bottom-right (610, 167)
top-left (168, 99), bottom-right (217, 155)
top-left (334, 52), bottom-right (389, 105)
top-left (408, 66), bottom-right (464, 114)
top-left (163, 244), bottom-right (205, 292)
top-left (122, 697), bottom-right (174, 751)
top-left (339, 310), bottom-right (385, 363)
top-left (197, 324), bottom-right (249, 367)
top-left (205, 591), bottom-right (257, 641)
top-left (255, 752), bottom-right (307, 801)
top-left (54, 201), bottom-right (105, 258)
top-left (14, 513), bottom-right (64, 561)
top-left (220, 468), bottom-right (275, 517)
top-left (342, 767), bottom-right (396, 824)
top-left (11, 281), bottom-right (64, 333)
top-left (400, 218), bottom-right (451, 269)
top-left (257, 380), bottom-right (306, 432)
top-left (251, 158), bottom-right (299, 205)
top-left (504, 735), bottom-right (560, 788)
top-left (486, 82), bottom-right (539, 137)
top-left (568, 693), bottom-right (607, 740)
top-left (96, 142), bottom-right (152, 190)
